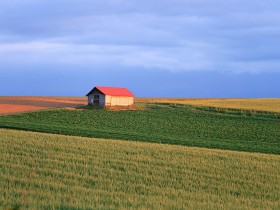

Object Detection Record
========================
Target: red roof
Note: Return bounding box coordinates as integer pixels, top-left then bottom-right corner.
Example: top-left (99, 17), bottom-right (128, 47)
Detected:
top-left (86, 86), bottom-right (134, 97)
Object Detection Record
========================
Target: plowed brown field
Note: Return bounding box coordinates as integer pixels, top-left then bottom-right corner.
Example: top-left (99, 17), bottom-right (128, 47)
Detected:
top-left (0, 97), bottom-right (87, 114)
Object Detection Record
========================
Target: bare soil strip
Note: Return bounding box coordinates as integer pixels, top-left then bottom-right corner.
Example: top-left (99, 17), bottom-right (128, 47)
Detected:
top-left (0, 104), bottom-right (46, 114)
top-left (0, 97), bottom-right (87, 114)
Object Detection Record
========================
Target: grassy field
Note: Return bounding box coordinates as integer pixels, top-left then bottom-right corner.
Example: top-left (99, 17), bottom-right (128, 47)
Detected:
top-left (0, 103), bottom-right (279, 154)
top-left (0, 129), bottom-right (279, 209)
top-left (136, 98), bottom-right (280, 113)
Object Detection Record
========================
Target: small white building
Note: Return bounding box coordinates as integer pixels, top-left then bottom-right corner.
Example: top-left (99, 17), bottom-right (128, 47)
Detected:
top-left (86, 86), bottom-right (134, 107)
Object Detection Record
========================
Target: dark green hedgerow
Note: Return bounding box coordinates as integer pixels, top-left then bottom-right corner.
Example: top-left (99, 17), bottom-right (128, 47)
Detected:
top-left (0, 103), bottom-right (279, 154)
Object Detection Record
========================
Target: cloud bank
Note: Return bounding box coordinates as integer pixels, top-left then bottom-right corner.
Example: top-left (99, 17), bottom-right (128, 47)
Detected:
top-left (1, 0), bottom-right (280, 73)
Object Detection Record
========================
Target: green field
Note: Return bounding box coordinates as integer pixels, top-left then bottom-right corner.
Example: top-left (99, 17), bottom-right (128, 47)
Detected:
top-left (0, 103), bottom-right (279, 154)
top-left (0, 129), bottom-right (279, 209)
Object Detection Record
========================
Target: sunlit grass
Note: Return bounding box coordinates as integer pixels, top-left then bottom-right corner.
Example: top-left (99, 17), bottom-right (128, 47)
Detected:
top-left (0, 129), bottom-right (279, 209)
top-left (136, 98), bottom-right (280, 113)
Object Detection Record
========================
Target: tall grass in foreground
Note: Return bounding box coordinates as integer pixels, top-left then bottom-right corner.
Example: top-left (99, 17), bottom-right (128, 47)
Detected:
top-left (0, 129), bottom-right (279, 209)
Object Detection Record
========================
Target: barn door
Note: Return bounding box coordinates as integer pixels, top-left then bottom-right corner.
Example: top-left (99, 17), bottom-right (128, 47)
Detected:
top-left (94, 100), bottom-right (99, 106)
top-left (93, 95), bottom-right (100, 106)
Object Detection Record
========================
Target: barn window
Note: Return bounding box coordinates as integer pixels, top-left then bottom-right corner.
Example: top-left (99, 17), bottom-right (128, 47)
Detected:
top-left (94, 95), bottom-right (100, 99)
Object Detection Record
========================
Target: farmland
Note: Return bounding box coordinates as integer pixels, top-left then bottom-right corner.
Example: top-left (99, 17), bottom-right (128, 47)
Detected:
top-left (1, 96), bottom-right (279, 114)
top-left (0, 103), bottom-right (279, 154)
top-left (0, 96), bottom-right (87, 114)
top-left (0, 129), bottom-right (279, 209)
top-left (136, 98), bottom-right (280, 113)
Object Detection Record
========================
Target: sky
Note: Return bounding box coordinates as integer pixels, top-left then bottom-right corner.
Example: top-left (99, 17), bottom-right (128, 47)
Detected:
top-left (0, 0), bottom-right (280, 97)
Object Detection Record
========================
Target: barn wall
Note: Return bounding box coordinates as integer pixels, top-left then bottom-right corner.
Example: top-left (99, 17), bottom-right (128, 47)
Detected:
top-left (105, 96), bottom-right (134, 106)
top-left (88, 89), bottom-right (105, 106)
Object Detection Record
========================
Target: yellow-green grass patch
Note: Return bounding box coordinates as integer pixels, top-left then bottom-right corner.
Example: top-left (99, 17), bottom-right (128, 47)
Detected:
top-left (0, 129), bottom-right (279, 209)
top-left (136, 98), bottom-right (280, 113)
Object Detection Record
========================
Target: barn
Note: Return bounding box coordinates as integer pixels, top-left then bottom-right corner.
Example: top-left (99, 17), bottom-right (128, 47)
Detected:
top-left (86, 86), bottom-right (134, 107)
